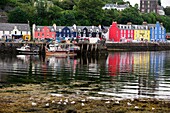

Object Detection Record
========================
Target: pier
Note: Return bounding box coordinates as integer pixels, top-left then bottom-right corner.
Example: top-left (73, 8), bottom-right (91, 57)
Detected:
top-left (0, 42), bottom-right (107, 55)
top-left (106, 42), bottom-right (170, 51)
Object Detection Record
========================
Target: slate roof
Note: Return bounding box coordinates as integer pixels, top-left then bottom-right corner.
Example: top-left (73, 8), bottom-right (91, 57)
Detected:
top-left (34, 26), bottom-right (55, 32)
top-left (0, 23), bottom-right (30, 31)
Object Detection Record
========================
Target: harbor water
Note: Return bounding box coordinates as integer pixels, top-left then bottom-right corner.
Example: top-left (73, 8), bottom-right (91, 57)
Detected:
top-left (0, 51), bottom-right (170, 100)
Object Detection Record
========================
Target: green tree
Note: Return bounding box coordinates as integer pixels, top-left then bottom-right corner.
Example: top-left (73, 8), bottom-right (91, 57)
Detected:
top-left (8, 7), bottom-right (29, 23)
top-left (0, 0), bottom-right (9, 9)
top-left (75, 0), bottom-right (105, 25)
top-left (158, 0), bottom-right (161, 6)
top-left (116, 7), bottom-right (143, 24)
top-left (164, 7), bottom-right (170, 16)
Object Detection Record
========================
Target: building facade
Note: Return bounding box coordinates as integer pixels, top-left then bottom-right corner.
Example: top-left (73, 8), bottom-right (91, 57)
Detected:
top-left (140, 0), bottom-right (158, 13)
top-left (149, 22), bottom-right (166, 42)
top-left (32, 24), bottom-right (56, 40)
top-left (0, 23), bottom-right (31, 41)
top-left (134, 25), bottom-right (150, 41)
top-left (109, 21), bottom-right (166, 42)
top-left (109, 22), bottom-right (134, 42)
top-left (102, 3), bottom-right (129, 11)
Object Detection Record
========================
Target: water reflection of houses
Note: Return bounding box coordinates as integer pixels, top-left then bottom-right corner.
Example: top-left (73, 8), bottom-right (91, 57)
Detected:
top-left (106, 52), bottom-right (167, 98)
top-left (45, 56), bottom-right (80, 75)
top-left (133, 52), bottom-right (166, 97)
top-left (107, 52), bottom-right (134, 76)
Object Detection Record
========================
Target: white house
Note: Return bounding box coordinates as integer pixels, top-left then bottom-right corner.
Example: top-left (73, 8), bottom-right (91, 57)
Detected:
top-left (0, 23), bottom-right (30, 41)
top-left (102, 3), bottom-right (129, 11)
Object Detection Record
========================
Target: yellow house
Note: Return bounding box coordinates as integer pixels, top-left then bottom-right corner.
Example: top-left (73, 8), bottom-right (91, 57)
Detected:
top-left (134, 25), bottom-right (150, 41)
top-left (23, 34), bottom-right (31, 41)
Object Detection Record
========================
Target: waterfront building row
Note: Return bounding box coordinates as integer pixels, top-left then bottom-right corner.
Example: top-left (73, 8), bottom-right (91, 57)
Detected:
top-left (0, 22), bottom-right (167, 43)
top-left (109, 21), bottom-right (166, 42)
top-left (32, 24), bottom-right (103, 41)
top-left (0, 23), bottom-right (31, 41)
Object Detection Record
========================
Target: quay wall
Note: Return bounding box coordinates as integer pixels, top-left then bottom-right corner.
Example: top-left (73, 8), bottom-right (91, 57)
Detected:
top-left (106, 42), bottom-right (170, 51)
top-left (0, 42), bottom-right (45, 54)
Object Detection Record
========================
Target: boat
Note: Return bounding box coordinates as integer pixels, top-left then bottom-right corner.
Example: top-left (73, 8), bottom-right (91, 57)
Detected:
top-left (16, 44), bottom-right (39, 55)
top-left (45, 43), bottom-right (80, 57)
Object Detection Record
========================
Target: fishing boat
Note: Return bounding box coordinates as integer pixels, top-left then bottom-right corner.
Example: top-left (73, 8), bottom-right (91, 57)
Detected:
top-left (45, 43), bottom-right (80, 57)
top-left (16, 44), bottom-right (39, 55)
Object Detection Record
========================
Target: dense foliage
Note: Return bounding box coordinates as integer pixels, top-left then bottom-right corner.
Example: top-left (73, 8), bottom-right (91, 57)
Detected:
top-left (1, 0), bottom-right (170, 32)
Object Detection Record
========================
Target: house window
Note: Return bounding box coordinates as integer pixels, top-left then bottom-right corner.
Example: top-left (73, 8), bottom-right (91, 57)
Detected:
top-left (15, 31), bottom-right (17, 34)
top-left (42, 33), bottom-right (44, 36)
top-left (67, 30), bottom-right (69, 33)
top-left (38, 33), bottom-right (40, 36)
top-left (21, 31), bottom-right (22, 35)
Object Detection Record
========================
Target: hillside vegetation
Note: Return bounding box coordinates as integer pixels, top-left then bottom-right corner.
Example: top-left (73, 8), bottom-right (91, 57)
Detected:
top-left (1, 0), bottom-right (170, 32)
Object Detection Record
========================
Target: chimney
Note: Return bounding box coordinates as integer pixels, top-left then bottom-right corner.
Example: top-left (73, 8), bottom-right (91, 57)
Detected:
top-left (53, 23), bottom-right (56, 31)
top-left (142, 22), bottom-right (147, 25)
top-left (127, 22), bottom-right (132, 25)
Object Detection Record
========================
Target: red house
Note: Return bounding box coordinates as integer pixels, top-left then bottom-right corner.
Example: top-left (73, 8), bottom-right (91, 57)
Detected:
top-left (33, 24), bottom-right (56, 40)
top-left (109, 22), bottom-right (134, 42)
top-left (109, 22), bottom-right (120, 42)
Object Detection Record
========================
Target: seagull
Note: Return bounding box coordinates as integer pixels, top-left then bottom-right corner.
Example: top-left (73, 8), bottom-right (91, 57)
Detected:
top-left (81, 103), bottom-right (85, 106)
top-left (52, 100), bottom-right (55, 103)
top-left (71, 101), bottom-right (75, 104)
top-left (115, 100), bottom-right (119, 104)
top-left (64, 99), bottom-right (69, 103)
top-left (58, 101), bottom-right (62, 104)
top-left (81, 99), bottom-right (86, 102)
top-left (45, 103), bottom-right (49, 107)
top-left (63, 102), bottom-right (67, 105)
top-left (105, 101), bottom-right (110, 104)
top-left (32, 102), bottom-right (37, 106)
top-left (134, 106), bottom-right (139, 109)
top-left (127, 102), bottom-right (132, 106)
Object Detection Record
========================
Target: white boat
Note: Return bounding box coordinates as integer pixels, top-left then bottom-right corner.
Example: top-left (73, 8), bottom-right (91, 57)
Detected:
top-left (16, 44), bottom-right (39, 55)
top-left (45, 43), bottom-right (80, 57)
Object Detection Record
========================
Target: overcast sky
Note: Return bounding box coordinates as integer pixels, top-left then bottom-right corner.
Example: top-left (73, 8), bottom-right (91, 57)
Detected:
top-left (125, 0), bottom-right (170, 7)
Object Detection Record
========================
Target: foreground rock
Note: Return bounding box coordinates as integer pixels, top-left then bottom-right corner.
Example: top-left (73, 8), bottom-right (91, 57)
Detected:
top-left (0, 84), bottom-right (170, 113)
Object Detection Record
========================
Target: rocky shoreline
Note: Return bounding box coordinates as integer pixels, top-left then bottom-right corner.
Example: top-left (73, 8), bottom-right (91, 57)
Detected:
top-left (0, 84), bottom-right (170, 113)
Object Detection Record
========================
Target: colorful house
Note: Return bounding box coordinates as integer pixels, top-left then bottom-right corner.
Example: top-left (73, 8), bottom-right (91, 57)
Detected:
top-left (149, 22), bottom-right (166, 42)
top-left (109, 22), bottom-right (134, 42)
top-left (118, 23), bottom-right (134, 42)
top-left (32, 24), bottom-right (56, 40)
top-left (109, 22), bottom-right (120, 42)
top-left (134, 24), bottom-right (150, 41)
top-left (0, 23), bottom-right (30, 41)
top-left (56, 26), bottom-right (78, 42)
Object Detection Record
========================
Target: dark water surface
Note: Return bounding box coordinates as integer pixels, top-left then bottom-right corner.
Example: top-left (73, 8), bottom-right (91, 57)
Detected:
top-left (1, 51), bottom-right (170, 100)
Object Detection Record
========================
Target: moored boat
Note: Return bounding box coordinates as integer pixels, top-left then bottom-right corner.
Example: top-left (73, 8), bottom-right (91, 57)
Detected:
top-left (16, 44), bottom-right (39, 55)
top-left (45, 43), bottom-right (80, 57)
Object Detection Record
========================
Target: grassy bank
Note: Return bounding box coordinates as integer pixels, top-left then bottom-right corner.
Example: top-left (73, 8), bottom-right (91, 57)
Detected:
top-left (0, 84), bottom-right (170, 113)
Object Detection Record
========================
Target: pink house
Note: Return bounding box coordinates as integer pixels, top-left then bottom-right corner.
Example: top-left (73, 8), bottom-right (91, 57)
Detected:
top-left (109, 22), bottom-right (134, 42)
top-left (32, 24), bottom-right (56, 40)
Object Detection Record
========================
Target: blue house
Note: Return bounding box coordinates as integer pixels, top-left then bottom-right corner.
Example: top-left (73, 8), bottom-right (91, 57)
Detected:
top-left (149, 22), bottom-right (166, 42)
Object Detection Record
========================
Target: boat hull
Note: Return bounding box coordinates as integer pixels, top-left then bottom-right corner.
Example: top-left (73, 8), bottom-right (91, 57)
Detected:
top-left (45, 50), bottom-right (77, 57)
top-left (16, 50), bottom-right (39, 55)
